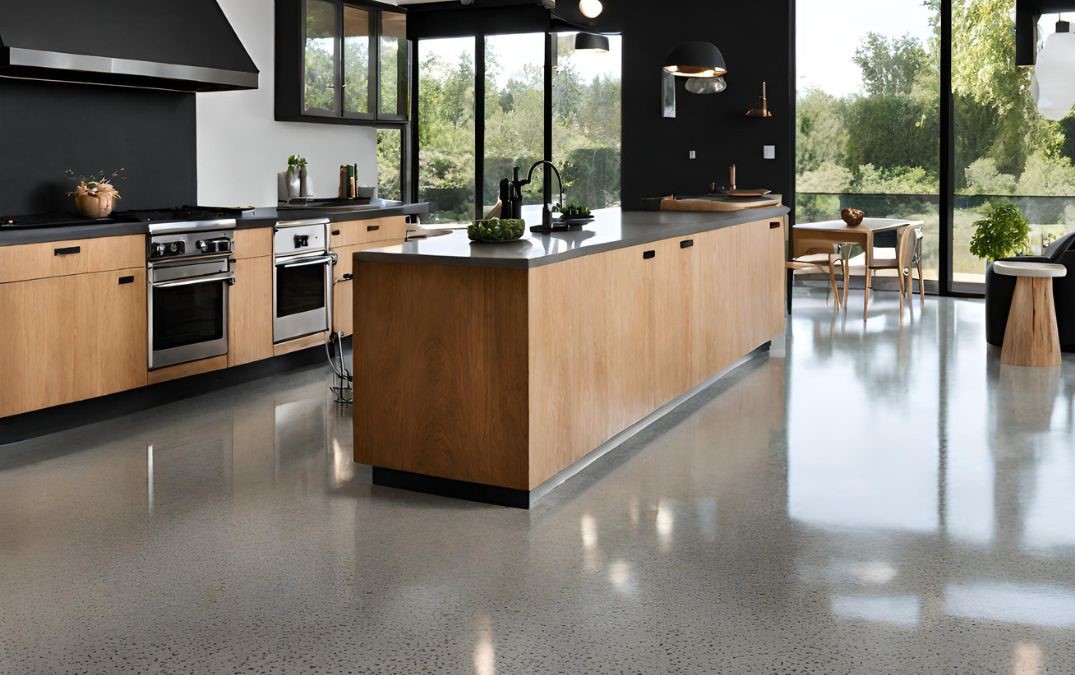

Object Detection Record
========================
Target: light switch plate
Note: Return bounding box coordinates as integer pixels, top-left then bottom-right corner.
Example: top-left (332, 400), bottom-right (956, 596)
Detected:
top-left (763, 145), bottom-right (776, 160)
top-left (689, 150), bottom-right (697, 160)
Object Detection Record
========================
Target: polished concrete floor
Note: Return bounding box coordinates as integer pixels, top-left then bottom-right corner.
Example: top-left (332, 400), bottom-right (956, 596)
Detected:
top-left (2, 288), bottom-right (1075, 673)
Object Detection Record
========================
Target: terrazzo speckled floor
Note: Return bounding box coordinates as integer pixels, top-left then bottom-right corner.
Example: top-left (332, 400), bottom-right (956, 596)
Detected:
top-left (2, 288), bottom-right (1075, 673)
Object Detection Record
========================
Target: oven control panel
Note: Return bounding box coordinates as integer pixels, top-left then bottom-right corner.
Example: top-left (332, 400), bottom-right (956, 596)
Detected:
top-left (148, 230), bottom-right (234, 263)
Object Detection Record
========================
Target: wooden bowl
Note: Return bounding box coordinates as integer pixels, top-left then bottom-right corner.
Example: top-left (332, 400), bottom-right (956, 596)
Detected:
top-left (841, 208), bottom-right (865, 227)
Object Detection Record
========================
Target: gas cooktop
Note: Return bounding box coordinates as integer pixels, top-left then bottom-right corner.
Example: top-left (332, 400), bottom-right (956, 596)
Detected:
top-left (0, 205), bottom-right (253, 230)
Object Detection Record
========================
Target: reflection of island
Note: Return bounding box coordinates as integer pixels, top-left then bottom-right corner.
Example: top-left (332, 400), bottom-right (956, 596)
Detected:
top-left (534, 228), bottom-right (597, 255)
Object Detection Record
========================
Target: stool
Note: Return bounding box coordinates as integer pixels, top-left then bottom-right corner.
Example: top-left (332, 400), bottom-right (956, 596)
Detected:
top-left (994, 261), bottom-right (1068, 367)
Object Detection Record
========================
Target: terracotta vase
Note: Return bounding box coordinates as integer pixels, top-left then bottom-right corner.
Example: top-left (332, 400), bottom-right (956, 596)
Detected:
top-left (76, 192), bottom-right (114, 219)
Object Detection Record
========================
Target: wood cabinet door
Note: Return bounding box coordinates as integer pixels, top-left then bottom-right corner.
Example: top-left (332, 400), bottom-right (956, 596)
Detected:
top-left (652, 237), bottom-right (695, 405)
top-left (691, 227), bottom-right (742, 383)
top-left (769, 218), bottom-right (788, 337)
top-left (80, 268), bottom-right (148, 397)
top-left (229, 256), bottom-right (274, 367)
top-left (738, 220), bottom-right (776, 352)
top-left (0, 268), bottom-right (147, 417)
top-left (332, 244), bottom-right (356, 336)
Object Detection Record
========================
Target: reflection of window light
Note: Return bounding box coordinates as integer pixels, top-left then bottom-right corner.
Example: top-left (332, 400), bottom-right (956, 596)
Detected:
top-left (655, 500), bottom-right (675, 548)
top-left (473, 633), bottom-right (495, 675)
top-left (580, 514), bottom-right (598, 550)
top-left (608, 560), bottom-right (633, 593)
top-left (831, 594), bottom-right (920, 626)
top-left (147, 445), bottom-right (154, 516)
top-left (945, 582), bottom-right (1075, 628)
top-left (853, 561), bottom-right (898, 585)
top-left (1013, 642), bottom-right (1043, 675)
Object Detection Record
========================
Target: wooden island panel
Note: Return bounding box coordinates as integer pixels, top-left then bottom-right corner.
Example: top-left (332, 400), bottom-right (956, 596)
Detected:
top-left (354, 215), bottom-right (788, 503)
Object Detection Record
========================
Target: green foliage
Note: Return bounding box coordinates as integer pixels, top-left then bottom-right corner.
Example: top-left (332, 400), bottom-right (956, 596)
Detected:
top-left (969, 201), bottom-right (1030, 261)
top-left (854, 164), bottom-right (936, 194)
top-left (845, 95), bottom-right (938, 174)
top-left (1016, 154), bottom-right (1075, 196)
top-left (797, 161), bottom-right (853, 193)
top-left (797, 89), bottom-right (848, 174)
top-left (853, 33), bottom-right (929, 97)
top-left (963, 158), bottom-right (1017, 195)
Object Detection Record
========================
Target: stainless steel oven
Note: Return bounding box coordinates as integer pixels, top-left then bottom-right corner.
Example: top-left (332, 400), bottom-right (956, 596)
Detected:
top-left (273, 219), bottom-right (335, 343)
top-left (147, 221), bottom-right (236, 370)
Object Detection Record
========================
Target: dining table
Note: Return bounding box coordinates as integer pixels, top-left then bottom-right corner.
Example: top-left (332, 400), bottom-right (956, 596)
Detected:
top-left (793, 218), bottom-right (925, 320)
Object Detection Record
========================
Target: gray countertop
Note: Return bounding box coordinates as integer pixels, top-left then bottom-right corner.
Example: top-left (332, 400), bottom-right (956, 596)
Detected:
top-left (0, 201), bottom-right (430, 246)
top-left (355, 206), bottom-right (790, 270)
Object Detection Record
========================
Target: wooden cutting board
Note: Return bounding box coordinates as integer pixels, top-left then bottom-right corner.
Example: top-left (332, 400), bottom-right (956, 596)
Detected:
top-left (661, 195), bottom-right (782, 213)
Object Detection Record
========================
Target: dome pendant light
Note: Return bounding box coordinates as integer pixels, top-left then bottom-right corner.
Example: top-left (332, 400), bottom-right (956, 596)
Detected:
top-left (685, 77), bottom-right (727, 95)
top-left (574, 32), bottom-right (610, 53)
top-left (663, 41), bottom-right (728, 78)
top-left (1033, 20), bottom-right (1075, 121)
top-left (579, 0), bottom-right (603, 19)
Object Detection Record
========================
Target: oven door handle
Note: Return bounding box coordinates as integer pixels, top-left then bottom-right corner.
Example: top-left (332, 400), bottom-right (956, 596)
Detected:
top-left (276, 253), bottom-right (336, 269)
top-left (151, 272), bottom-right (236, 289)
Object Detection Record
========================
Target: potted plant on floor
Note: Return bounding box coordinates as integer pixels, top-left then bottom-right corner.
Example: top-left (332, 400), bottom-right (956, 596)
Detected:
top-left (970, 201), bottom-right (1031, 264)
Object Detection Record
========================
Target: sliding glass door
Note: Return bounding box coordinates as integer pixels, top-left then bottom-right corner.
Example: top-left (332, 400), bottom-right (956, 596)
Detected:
top-left (796, 0), bottom-right (940, 284)
top-left (952, 4), bottom-right (1075, 292)
top-left (417, 38), bottom-right (476, 224)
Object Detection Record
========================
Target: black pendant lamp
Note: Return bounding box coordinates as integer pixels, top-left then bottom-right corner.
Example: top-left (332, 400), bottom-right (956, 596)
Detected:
top-left (575, 32), bottom-right (610, 52)
top-left (663, 41), bottom-right (727, 78)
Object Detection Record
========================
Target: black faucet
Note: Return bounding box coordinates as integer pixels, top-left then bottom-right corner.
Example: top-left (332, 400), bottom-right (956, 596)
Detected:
top-left (506, 160), bottom-right (566, 233)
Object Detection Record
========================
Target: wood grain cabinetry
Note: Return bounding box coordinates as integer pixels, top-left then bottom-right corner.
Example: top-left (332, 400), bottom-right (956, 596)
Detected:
top-left (331, 223), bottom-right (407, 337)
top-left (356, 217), bottom-right (788, 495)
top-left (330, 216), bottom-right (407, 248)
top-left (0, 267), bottom-right (147, 418)
top-left (233, 228), bottom-right (272, 260)
top-left (229, 256), bottom-right (274, 367)
top-left (0, 235), bottom-right (144, 284)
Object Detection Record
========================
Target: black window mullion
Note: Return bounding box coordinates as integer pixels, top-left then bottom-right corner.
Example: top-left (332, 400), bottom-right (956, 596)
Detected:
top-left (371, 8), bottom-right (381, 119)
top-left (409, 39), bottom-right (420, 204)
top-left (336, 0), bottom-right (344, 116)
top-left (475, 34), bottom-right (485, 221)
top-left (940, 0), bottom-right (954, 295)
top-left (544, 32), bottom-right (554, 206)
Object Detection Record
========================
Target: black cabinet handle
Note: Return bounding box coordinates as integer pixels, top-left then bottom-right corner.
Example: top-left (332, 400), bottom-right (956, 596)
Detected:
top-left (54, 246), bottom-right (81, 256)
top-left (118, 275), bottom-right (135, 285)
top-left (643, 250), bottom-right (656, 260)
top-left (342, 273), bottom-right (354, 281)
top-left (331, 229), bottom-right (341, 236)
top-left (367, 225), bottom-right (380, 232)
top-left (770, 221), bottom-right (782, 230)
top-left (680, 239), bottom-right (694, 249)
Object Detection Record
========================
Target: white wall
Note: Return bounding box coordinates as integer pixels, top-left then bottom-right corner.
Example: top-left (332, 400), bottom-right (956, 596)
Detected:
top-left (196, 0), bottom-right (377, 207)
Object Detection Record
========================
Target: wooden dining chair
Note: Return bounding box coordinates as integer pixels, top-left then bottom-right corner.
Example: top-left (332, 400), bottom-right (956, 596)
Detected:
top-left (866, 226), bottom-right (925, 314)
top-left (786, 246), bottom-right (845, 309)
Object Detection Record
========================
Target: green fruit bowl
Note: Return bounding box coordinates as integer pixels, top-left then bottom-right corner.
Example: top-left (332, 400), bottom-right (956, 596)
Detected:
top-left (468, 218), bottom-right (526, 243)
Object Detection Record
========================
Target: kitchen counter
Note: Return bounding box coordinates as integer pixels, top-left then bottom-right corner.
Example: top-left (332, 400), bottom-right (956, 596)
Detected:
top-left (353, 206), bottom-right (789, 508)
top-left (0, 200), bottom-right (430, 246)
top-left (356, 206), bottom-right (789, 269)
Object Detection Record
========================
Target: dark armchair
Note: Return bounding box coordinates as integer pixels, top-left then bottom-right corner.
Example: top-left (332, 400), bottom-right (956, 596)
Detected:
top-left (986, 231), bottom-right (1075, 352)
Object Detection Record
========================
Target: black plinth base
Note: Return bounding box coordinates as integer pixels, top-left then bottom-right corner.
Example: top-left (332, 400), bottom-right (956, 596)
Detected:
top-left (372, 467), bottom-right (531, 509)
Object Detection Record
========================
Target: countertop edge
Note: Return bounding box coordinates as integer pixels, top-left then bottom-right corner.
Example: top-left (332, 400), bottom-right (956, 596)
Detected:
top-left (354, 206), bottom-right (790, 270)
top-left (0, 202), bottom-right (431, 247)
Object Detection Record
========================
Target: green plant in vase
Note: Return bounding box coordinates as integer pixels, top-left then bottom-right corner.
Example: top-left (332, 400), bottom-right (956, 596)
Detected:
top-left (969, 201), bottom-right (1030, 263)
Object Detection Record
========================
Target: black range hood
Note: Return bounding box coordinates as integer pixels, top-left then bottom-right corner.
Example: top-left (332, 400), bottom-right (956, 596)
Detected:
top-left (0, 0), bottom-right (258, 92)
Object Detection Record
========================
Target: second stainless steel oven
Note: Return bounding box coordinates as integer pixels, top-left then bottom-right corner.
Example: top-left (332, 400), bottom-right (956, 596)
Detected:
top-left (273, 219), bottom-right (335, 343)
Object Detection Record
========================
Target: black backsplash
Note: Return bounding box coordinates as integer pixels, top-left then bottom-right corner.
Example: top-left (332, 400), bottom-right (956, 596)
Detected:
top-left (0, 79), bottom-right (197, 216)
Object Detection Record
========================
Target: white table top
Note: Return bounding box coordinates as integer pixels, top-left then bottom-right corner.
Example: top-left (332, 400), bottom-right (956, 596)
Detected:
top-left (993, 261), bottom-right (1068, 278)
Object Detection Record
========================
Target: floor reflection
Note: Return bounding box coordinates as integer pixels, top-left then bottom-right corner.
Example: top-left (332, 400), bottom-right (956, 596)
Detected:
top-left (1, 288), bottom-right (1074, 672)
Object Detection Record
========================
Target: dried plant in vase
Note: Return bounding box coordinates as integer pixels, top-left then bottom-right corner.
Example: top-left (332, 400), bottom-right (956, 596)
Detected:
top-left (66, 168), bottom-right (125, 219)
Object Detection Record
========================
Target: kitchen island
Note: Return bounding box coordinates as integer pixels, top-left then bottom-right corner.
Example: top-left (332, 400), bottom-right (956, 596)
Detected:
top-left (353, 207), bottom-right (789, 507)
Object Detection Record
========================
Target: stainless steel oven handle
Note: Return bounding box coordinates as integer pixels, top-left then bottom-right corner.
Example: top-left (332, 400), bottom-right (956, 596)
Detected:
top-left (151, 272), bottom-right (236, 289)
top-left (276, 253), bottom-right (336, 269)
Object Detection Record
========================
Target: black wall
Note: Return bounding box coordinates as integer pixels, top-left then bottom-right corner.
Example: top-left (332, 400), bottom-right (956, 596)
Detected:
top-left (0, 79), bottom-right (197, 216)
top-left (585, 0), bottom-right (794, 210)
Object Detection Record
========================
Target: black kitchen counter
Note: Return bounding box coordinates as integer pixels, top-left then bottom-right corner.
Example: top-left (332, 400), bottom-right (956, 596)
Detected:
top-left (0, 201), bottom-right (430, 246)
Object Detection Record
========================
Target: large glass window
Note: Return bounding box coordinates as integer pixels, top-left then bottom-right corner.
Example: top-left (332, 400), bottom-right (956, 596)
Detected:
top-left (953, 4), bottom-right (1075, 291)
top-left (796, 0), bottom-right (940, 282)
top-left (304, 0), bottom-right (338, 116)
top-left (376, 128), bottom-right (401, 201)
top-left (483, 34), bottom-right (546, 216)
top-left (417, 38), bottom-right (476, 224)
top-left (553, 33), bottom-right (623, 210)
top-left (342, 5), bottom-right (372, 116)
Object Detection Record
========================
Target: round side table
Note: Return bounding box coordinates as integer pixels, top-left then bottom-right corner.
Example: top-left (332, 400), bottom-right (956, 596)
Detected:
top-left (994, 261), bottom-right (1068, 367)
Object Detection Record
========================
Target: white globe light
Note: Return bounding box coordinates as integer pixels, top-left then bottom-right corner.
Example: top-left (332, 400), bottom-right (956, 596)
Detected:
top-left (579, 0), bottom-right (603, 19)
top-left (1034, 25), bottom-right (1075, 121)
